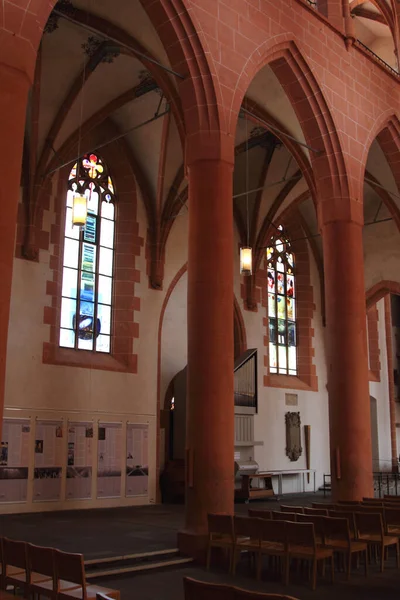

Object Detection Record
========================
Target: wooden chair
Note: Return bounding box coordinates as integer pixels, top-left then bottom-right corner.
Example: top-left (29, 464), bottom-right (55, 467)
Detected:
top-left (183, 577), bottom-right (301, 600)
top-left (337, 500), bottom-right (361, 505)
top-left (304, 506), bottom-right (328, 517)
top-left (296, 514), bottom-right (325, 544)
top-left (384, 495), bottom-right (400, 501)
top-left (257, 520), bottom-right (287, 582)
top-left (27, 544), bottom-right (55, 599)
top-left (232, 517), bottom-right (261, 575)
top-left (54, 550), bottom-right (120, 600)
top-left (280, 505), bottom-right (304, 514)
top-left (3, 538), bottom-right (29, 596)
top-left (384, 507), bottom-right (400, 535)
top-left (272, 511), bottom-right (297, 522)
top-left (323, 516), bottom-right (368, 579)
top-left (363, 498), bottom-right (384, 505)
top-left (329, 510), bottom-right (356, 539)
top-left (354, 512), bottom-right (399, 572)
top-left (183, 577), bottom-right (232, 600)
top-left (284, 522), bottom-right (334, 590)
top-left (248, 509), bottom-right (272, 520)
top-left (207, 514), bottom-right (234, 572)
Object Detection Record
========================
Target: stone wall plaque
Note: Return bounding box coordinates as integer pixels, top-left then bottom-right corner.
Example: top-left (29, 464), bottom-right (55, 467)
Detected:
top-left (285, 412), bottom-right (302, 462)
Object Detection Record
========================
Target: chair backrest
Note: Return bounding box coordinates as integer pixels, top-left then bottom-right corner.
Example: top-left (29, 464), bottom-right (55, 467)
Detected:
top-left (272, 511), bottom-right (297, 522)
top-left (248, 509), bottom-right (272, 520)
top-left (208, 514), bottom-right (234, 539)
top-left (355, 512), bottom-right (383, 538)
top-left (323, 516), bottom-right (350, 544)
top-left (28, 544), bottom-right (55, 579)
top-left (384, 507), bottom-right (400, 527)
top-left (234, 516), bottom-right (260, 540)
top-left (280, 505), bottom-right (304, 514)
top-left (285, 521), bottom-right (315, 550)
top-left (304, 506), bottom-right (328, 516)
top-left (328, 510), bottom-right (356, 536)
top-left (312, 502), bottom-right (335, 510)
top-left (259, 518), bottom-right (286, 545)
top-left (183, 577), bottom-right (233, 600)
top-left (363, 497), bottom-right (384, 504)
top-left (337, 500), bottom-right (360, 505)
top-left (296, 514), bottom-right (325, 538)
top-left (234, 589), bottom-right (300, 600)
top-left (3, 538), bottom-right (27, 570)
top-left (96, 595), bottom-right (115, 600)
top-left (384, 495), bottom-right (400, 501)
top-left (54, 549), bottom-right (85, 587)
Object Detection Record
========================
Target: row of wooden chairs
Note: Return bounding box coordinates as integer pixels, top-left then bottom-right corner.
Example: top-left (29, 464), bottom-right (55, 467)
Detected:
top-left (0, 537), bottom-right (120, 600)
top-left (260, 505), bottom-right (400, 573)
top-left (183, 577), bottom-right (300, 600)
top-left (207, 514), bottom-right (334, 590)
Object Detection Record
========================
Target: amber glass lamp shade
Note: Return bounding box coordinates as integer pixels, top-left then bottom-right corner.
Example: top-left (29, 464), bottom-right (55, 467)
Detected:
top-left (72, 193), bottom-right (87, 227)
top-left (240, 246), bottom-right (252, 275)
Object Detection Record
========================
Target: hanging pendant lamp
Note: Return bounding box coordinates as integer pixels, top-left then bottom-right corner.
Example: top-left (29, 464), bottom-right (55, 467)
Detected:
top-left (72, 192), bottom-right (87, 227)
top-left (240, 246), bottom-right (252, 275)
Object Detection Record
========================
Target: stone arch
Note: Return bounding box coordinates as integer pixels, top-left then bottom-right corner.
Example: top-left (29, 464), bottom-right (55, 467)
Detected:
top-left (366, 280), bottom-right (400, 308)
top-left (230, 37), bottom-right (353, 218)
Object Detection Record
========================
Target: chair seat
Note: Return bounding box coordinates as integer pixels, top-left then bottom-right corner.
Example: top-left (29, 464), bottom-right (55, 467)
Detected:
top-left (235, 538), bottom-right (260, 551)
top-left (387, 526), bottom-right (400, 535)
top-left (289, 545), bottom-right (332, 559)
top-left (359, 534), bottom-right (398, 546)
top-left (210, 539), bottom-right (234, 549)
top-left (4, 567), bottom-right (24, 577)
top-left (326, 539), bottom-right (367, 552)
top-left (33, 579), bottom-right (81, 592)
top-left (58, 584), bottom-right (120, 600)
top-left (10, 572), bottom-right (52, 585)
top-left (260, 541), bottom-right (286, 554)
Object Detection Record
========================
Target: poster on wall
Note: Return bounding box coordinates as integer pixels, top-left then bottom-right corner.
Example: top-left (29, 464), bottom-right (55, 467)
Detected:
top-left (97, 423), bottom-right (122, 498)
top-left (0, 418), bottom-right (30, 503)
top-left (33, 420), bottom-right (63, 502)
top-left (66, 422), bottom-right (93, 500)
top-left (126, 424), bottom-right (149, 497)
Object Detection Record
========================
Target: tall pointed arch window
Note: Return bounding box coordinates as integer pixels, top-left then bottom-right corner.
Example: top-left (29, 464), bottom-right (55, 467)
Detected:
top-left (60, 153), bottom-right (115, 353)
top-left (267, 225), bottom-right (297, 375)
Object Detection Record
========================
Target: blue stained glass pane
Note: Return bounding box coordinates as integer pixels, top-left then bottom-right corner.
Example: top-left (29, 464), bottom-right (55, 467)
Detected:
top-left (84, 215), bottom-right (97, 243)
top-left (269, 319), bottom-right (277, 344)
top-left (288, 322), bottom-right (296, 346)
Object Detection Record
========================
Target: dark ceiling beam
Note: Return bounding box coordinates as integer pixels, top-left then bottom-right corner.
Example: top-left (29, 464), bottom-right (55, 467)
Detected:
top-left (352, 6), bottom-right (387, 24)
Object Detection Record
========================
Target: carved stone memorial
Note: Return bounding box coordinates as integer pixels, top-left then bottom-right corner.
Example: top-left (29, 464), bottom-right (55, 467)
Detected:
top-left (285, 412), bottom-right (302, 462)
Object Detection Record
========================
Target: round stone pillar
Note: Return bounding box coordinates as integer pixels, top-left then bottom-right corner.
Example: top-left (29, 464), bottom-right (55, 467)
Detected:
top-left (0, 64), bottom-right (30, 434)
top-left (178, 157), bottom-right (235, 559)
top-left (322, 219), bottom-right (373, 501)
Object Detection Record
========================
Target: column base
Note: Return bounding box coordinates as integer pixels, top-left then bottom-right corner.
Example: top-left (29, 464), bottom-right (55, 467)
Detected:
top-left (177, 529), bottom-right (208, 564)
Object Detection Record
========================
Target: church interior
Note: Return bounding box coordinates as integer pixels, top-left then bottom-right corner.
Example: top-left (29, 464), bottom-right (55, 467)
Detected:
top-left (0, 0), bottom-right (400, 598)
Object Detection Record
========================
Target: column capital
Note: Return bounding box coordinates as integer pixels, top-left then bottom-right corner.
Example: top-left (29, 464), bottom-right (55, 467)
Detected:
top-left (185, 130), bottom-right (235, 169)
top-left (318, 196), bottom-right (364, 228)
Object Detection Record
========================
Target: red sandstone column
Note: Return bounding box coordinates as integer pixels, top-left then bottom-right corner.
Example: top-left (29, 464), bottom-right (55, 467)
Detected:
top-left (322, 219), bottom-right (373, 500)
top-left (384, 295), bottom-right (398, 472)
top-left (0, 64), bottom-right (30, 434)
top-left (178, 157), bottom-right (234, 558)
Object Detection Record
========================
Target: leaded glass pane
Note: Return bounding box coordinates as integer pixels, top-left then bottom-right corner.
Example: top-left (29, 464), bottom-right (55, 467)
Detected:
top-left (278, 319), bottom-right (286, 344)
top-left (66, 189), bottom-right (74, 208)
top-left (62, 267), bottom-right (78, 299)
top-left (277, 296), bottom-right (286, 319)
top-left (63, 238), bottom-right (79, 268)
top-left (269, 319), bottom-right (277, 344)
top-left (278, 346), bottom-right (287, 373)
top-left (61, 298), bottom-right (76, 329)
top-left (78, 336), bottom-right (93, 351)
top-left (277, 272), bottom-right (284, 294)
top-left (65, 207), bottom-right (79, 239)
top-left (87, 188), bottom-right (99, 215)
top-left (98, 275), bottom-right (112, 305)
top-left (81, 243), bottom-right (96, 273)
top-left (99, 247), bottom-right (113, 276)
top-left (60, 328), bottom-right (75, 348)
top-left (268, 293), bottom-right (276, 318)
top-left (287, 298), bottom-right (295, 321)
top-left (277, 257), bottom-right (284, 273)
top-left (100, 218), bottom-right (114, 249)
top-left (97, 304), bottom-right (111, 336)
top-left (268, 269), bottom-right (275, 293)
top-left (102, 201), bottom-right (114, 220)
top-left (288, 322), bottom-right (296, 346)
top-left (97, 335), bottom-right (111, 353)
top-left (288, 345), bottom-right (297, 374)
top-left (269, 343), bottom-right (277, 373)
top-left (287, 273), bottom-right (295, 297)
top-left (84, 215), bottom-right (97, 243)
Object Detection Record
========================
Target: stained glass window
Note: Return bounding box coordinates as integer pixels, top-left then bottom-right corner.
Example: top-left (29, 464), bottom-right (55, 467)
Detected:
top-left (267, 225), bottom-right (297, 375)
top-left (60, 153), bottom-right (115, 353)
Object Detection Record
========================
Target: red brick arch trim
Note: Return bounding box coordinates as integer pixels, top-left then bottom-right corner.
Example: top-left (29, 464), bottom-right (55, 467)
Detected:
top-left (229, 38), bottom-right (352, 214)
top-left (366, 280), bottom-right (400, 309)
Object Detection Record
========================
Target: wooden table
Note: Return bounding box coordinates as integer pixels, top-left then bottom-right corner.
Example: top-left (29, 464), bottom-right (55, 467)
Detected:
top-left (236, 472), bottom-right (275, 502)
